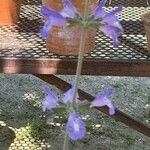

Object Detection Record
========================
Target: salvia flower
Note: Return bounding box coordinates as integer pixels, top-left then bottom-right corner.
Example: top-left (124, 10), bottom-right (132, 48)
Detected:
top-left (60, 0), bottom-right (78, 18)
top-left (42, 85), bottom-right (58, 112)
top-left (91, 88), bottom-right (115, 115)
top-left (40, 6), bottom-right (67, 38)
top-left (66, 111), bottom-right (86, 141)
top-left (63, 86), bottom-right (75, 104)
top-left (63, 85), bottom-right (80, 104)
top-left (93, 0), bottom-right (107, 19)
top-left (40, 0), bottom-right (123, 47)
top-left (40, 0), bottom-right (79, 38)
top-left (93, 0), bottom-right (123, 47)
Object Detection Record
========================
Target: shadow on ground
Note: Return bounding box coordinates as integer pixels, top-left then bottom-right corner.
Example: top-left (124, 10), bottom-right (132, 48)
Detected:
top-left (0, 74), bottom-right (150, 150)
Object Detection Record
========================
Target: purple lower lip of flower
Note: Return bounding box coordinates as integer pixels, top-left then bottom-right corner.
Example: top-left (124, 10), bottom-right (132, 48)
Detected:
top-left (91, 88), bottom-right (116, 115)
top-left (66, 111), bottom-right (86, 141)
top-left (42, 95), bottom-right (58, 112)
top-left (42, 85), bottom-right (58, 112)
top-left (109, 106), bottom-right (115, 115)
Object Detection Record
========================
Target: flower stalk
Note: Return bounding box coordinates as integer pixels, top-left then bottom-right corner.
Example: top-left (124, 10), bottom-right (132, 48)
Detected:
top-left (72, 0), bottom-right (90, 109)
top-left (63, 132), bottom-right (69, 150)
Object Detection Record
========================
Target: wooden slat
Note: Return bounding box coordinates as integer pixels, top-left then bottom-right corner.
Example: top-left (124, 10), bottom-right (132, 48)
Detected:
top-left (0, 58), bottom-right (150, 76)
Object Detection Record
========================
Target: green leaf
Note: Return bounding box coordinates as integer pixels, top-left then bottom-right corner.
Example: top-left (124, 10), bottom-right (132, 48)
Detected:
top-left (78, 102), bottom-right (91, 111)
top-left (53, 106), bottom-right (66, 114)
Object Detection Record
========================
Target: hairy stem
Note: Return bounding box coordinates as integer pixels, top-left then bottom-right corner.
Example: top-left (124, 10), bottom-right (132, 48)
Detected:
top-left (63, 132), bottom-right (68, 150)
top-left (109, 0), bottom-right (112, 5)
top-left (63, 0), bottom-right (90, 149)
top-left (72, 0), bottom-right (89, 109)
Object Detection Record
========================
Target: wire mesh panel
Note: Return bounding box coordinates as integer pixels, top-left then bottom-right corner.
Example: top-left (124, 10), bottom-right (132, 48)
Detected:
top-left (0, 0), bottom-right (150, 75)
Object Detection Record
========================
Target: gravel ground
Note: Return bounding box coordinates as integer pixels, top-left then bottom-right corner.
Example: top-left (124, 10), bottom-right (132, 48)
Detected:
top-left (0, 74), bottom-right (150, 150)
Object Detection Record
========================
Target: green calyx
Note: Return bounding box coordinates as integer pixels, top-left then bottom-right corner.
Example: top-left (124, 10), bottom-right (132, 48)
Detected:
top-left (66, 15), bottom-right (101, 29)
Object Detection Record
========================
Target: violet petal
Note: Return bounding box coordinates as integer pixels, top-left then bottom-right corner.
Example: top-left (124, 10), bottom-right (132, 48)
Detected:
top-left (40, 17), bottom-right (52, 38)
top-left (42, 85), bottom-right (58, 112)
top-left (63, 85), bottom-right (80, 104)
top-left (40, 6), bottom-right (66, 38)
top-left (102, 5), bottom-right (123, 25)
top-left (91, 88), bottom-right (115, 115)
top-left (66, 111), bottom-right (86, 141)
top-left (60, 0), bottom-right (78, 18)
top-left (93, 0), bottom-right (107, 19)
top-left (101, 24), bottom-right (122, 47)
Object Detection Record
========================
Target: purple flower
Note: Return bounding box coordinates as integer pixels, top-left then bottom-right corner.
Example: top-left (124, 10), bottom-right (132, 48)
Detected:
top-left (42, 85), bottom-right (58, 112)
top-left (63, 86), bottom-right (75, 104)
top-left (40, 6), bottom-right (67, 38)
top-left (101, 25), bottom-right (122, 47)
top-left (40, 0), bottom-right (123, 47)
top-left (91, 88), bottom-right (115, 115)
top-left (102, 5), bottom-right (123, 25)
top-left (93, 0), bottom-right (123, 47)
top-left (40, 0), bottom-right (78, 38)
top-left (66, 111), bottom-right (86, 141)
top-left (63, 85), bottom-right (80, 104)
top-left (93, 0), bottom-right (107, 19)
top-left (60, 0), bottom-right (78, 18)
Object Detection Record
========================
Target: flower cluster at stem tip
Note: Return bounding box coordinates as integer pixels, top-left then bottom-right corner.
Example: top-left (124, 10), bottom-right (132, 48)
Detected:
top-left (43, 85), bottom-right (115, 141)
top-left (41, 0), bottom-right (123, 47)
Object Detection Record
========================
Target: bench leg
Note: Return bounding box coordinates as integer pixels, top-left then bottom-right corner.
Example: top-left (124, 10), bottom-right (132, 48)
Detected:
top-left (34, 74), bottom-right (150, 137)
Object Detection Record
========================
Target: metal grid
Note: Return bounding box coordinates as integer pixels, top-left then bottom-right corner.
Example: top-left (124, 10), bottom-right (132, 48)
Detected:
top-left (0, 0), bottom-right (150, 60)
top-left (106, 0), bottom-right (150, 7)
